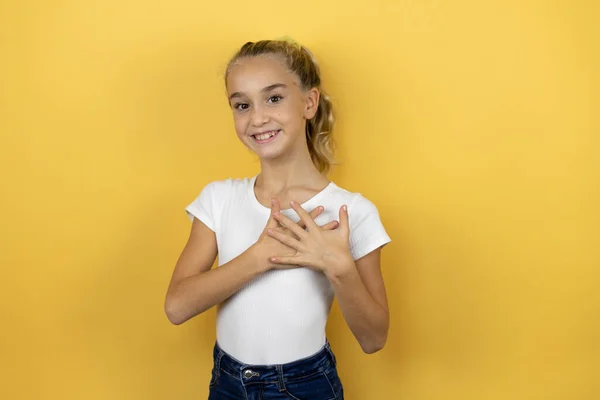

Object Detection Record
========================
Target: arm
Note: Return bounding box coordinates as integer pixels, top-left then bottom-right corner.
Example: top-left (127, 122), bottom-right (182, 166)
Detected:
top-left (165, 202), bottom-right (330, 325)
top-left (164, 218), bottom-right (265, 325)
top-left (266, 202), bottom-right (390, 354)
top-left (325, 248), bottom-right (389, 354)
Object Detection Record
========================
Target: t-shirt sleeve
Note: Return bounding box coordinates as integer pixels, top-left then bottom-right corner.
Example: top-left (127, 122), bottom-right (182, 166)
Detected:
top-left (348, 194), bottom-right (392, 261)
top-left (185, 181), bottom-right (218, 232)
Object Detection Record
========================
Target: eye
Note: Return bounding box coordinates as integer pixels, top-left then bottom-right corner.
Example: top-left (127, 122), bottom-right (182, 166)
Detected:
top-left (268, 95), bottom-right (283, 103)
top-left (233, 103), bottom-right (249, 111)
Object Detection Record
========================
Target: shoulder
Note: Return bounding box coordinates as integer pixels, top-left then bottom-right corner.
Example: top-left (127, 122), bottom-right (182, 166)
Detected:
top-left (328, 183), bottom-right (391, 260)
top-left (186, 176), bottom-right (254, 225)
top-left (198, 176), bottom-right (252, 196)
top-left (328, 183), bottom-right (381, 218)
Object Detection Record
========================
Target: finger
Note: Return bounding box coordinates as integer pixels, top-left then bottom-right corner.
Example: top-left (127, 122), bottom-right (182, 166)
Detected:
top-left (339, 205), bottom-right (350, 236)
top-left (267, 228), bottom-right (300, 250)
top-left (276, 225), bottom-right (298, 239)
top-left (290, 201), bottom-right (318, 231)
top-left (274, 211), bottom-right (308, 239)
top-left (320, 220), bottom-right (339, 230)
top-left (270, 255), bottom-right (310, 267)
top-left (267, 198), bottom-right (281, 229)
top-left (298, 205), bottom-right (324, 229)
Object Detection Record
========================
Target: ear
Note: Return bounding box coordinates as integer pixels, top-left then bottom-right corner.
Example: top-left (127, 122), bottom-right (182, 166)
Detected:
top-left (303, 87), bottom-right (320, 120)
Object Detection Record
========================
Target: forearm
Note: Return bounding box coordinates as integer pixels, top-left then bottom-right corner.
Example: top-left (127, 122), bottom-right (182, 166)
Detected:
top-left (165, 247), bottom-right (264, 325)
top-left (326, 263), bottom-right (389, 353)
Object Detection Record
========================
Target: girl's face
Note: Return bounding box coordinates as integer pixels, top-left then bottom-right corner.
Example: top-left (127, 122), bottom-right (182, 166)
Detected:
top-left (226, 55), bottom-right (318, 160)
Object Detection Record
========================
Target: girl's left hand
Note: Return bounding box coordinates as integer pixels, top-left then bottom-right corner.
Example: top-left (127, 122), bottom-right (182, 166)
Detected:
top-left (267, 201), bottom-right (354, 274)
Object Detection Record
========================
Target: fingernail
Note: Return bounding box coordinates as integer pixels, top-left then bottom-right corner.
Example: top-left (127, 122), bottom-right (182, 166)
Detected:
top-left (271, 198), bottom-right (275, 205)
top-left (318, 206), bottom-right (323, 211)
top-left (267, 228), bottom-right (273, 234)
top-left (290, 200), bottom-right (296, 206)
top-left (343, 205), bottom-right (347, 211)
top-left (273, 212), bottom-right (279, 217)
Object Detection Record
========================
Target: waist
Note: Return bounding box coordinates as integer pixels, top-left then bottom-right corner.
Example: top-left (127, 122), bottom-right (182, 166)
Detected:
top-left (215, 268), bottom-right (335, 364)
top-left (212, 340), bottom-right (337, 384)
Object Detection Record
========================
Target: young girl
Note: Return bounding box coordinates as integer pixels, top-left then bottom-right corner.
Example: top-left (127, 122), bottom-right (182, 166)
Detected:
top-left (165, 38), bottom-right (391, 400)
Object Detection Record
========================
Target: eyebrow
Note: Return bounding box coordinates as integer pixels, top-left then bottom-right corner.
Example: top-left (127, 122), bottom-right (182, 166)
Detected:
top-left (228, 83), bottom-right (288, 101)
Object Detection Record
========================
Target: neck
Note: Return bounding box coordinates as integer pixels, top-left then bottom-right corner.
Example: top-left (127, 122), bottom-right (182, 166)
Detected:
top-left (256, 143), bottom-right (328, 192)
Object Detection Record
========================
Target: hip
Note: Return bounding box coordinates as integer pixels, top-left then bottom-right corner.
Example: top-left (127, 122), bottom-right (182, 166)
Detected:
top-left (208, 339), bottom-right (344, 400)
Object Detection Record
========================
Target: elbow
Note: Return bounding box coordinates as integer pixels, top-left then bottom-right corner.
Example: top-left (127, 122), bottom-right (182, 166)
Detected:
top-left (164, 295), bottom-right (186, 325)
top-left (361, 340), bottom-right (386, 355)
top-left (361, 330), bottom-right (388, 354)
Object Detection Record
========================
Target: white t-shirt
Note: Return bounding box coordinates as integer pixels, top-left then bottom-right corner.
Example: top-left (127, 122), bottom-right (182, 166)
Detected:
top-left (185, 175), bottom-right (391, 364)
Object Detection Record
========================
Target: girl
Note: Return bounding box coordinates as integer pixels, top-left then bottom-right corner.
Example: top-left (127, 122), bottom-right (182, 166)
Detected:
top-left (165, 38), bottom-right (391, 400)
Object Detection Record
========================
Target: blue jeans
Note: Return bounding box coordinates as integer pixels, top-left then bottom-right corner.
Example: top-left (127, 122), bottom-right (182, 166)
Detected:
top-left (208, 340), bottom-right (344, 399)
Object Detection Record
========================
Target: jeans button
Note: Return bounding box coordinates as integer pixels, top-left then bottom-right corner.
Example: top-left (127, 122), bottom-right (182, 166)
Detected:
top-left (244, 369), bottom-right (257, 379)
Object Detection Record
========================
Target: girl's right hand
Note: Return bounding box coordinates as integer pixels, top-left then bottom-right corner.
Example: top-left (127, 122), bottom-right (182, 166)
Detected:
top-left (250, 198), bottom-right (339, 272)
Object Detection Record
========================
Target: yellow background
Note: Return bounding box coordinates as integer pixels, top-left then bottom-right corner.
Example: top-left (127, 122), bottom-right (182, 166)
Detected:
top-left (1, 1), bottom-right (598, 399)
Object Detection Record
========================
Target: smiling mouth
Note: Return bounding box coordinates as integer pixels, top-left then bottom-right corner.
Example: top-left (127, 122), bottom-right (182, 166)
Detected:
top-left (251, 129), bottom-right (281, 143)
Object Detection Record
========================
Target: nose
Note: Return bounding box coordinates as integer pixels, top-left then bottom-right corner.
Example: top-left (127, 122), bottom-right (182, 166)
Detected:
top-left (250, 104), bottom-right (269, 126)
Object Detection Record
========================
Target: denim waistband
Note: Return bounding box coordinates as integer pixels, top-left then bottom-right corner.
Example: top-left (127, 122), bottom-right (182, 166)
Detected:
top-left (212, 340), bottom-right (337, 386)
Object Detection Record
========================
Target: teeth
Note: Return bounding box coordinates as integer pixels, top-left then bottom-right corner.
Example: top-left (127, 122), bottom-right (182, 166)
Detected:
top-left (255, 130), bottom-right (278, 141)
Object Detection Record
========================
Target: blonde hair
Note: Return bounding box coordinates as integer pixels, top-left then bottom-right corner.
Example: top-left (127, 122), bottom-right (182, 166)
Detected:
top-left (225, 39), bottom-right (337, 175)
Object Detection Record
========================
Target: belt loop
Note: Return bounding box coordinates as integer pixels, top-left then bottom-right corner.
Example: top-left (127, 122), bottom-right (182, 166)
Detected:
top-left (276, 364), bottom-right (286, 392)
top-left (214, 344), bottom-right (225, 378)
top-left (325, 341), bottom-right (337, 367)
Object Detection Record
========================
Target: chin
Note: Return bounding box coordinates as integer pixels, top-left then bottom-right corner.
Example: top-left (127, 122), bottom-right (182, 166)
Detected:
top-left (246, 140), bottom-right (288, 159)
top-left (252, 146), bottom-right (286, 161)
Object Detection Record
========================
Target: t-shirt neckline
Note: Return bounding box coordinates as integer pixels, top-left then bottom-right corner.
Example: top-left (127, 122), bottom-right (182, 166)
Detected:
top-left (248, 174), bottom-right (336, 214)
